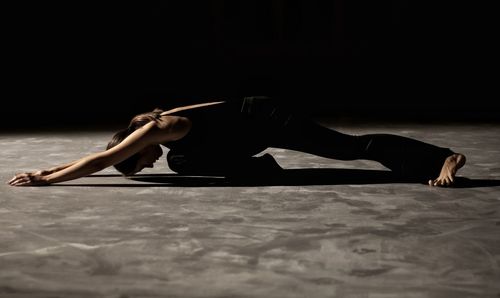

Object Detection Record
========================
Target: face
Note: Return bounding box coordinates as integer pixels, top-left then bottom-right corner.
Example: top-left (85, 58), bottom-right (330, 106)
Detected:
top-left (130, 145), bottom-right (163, 175)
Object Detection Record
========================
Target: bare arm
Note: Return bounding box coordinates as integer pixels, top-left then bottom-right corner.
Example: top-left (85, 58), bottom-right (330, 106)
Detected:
top-left (28, 160), bottom-right (80, 177)
top-left (8, 127), bottom-right (151, 186)
top-left (8, 119), bottom-right (189, 186)
top-left (161, 101), bottom-right (225, 116)
top-left (47, 160), bottom-right (79, 173)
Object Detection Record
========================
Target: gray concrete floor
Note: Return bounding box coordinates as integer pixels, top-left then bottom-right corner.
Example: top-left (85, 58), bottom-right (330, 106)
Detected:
top-left (1, 123), bottom-right (500, 298)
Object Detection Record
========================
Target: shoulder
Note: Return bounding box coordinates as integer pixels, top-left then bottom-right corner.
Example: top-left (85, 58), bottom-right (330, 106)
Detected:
top-left (147, 115), bottom-right (192, 143)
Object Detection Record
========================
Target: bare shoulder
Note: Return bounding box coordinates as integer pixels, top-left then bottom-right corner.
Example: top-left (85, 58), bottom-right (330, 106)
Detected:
top-left (148, 115), bottom-right (192, 143)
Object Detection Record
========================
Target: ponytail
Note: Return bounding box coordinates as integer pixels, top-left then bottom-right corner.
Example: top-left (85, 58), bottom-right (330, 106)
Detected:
top-left (128, 108), bottom-right (163, 130)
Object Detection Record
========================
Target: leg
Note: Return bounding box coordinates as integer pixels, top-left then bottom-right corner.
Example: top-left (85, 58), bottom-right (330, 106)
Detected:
top-left (270, 117), bottom-right (465, 185)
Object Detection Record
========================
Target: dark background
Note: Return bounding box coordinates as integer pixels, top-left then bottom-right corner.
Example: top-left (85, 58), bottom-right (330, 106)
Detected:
top-left (3, 1), bottom-right (498, 129)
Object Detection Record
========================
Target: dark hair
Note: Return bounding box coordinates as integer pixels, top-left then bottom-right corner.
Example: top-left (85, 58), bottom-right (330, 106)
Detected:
top-left (106, 108), bottom-right (164, 175)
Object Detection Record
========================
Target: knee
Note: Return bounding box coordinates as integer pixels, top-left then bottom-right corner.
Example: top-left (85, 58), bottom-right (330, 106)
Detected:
top-left (166, 152), bottom-right (191, 174)
top-left (166, 151), bottom-right (227, 175)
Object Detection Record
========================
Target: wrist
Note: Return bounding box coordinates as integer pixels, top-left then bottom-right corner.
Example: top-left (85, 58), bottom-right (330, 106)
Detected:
top-left (46, 168), bottom-right (58, 174)
top-left (41, 174), bottom-right (53, 185)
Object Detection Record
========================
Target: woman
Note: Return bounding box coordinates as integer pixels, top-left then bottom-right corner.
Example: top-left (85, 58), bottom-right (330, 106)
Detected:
top-left (8, 96), bottom-right (466, 187)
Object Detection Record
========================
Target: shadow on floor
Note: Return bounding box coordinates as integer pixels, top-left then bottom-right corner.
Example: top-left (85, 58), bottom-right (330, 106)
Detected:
top-left (58, 169), bottom-right (500, 188)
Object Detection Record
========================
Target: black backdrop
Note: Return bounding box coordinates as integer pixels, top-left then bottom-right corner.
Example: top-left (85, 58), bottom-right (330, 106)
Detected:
top-left (3, 1), bottom-right (498, 129)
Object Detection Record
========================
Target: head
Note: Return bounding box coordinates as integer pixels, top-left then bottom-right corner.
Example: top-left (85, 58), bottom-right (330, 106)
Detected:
top-left (106, 109), bottom-right (164, 176)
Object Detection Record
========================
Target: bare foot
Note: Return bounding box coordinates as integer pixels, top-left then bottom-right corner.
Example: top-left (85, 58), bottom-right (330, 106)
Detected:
top-left (428, 153), bottom-right (466, 187)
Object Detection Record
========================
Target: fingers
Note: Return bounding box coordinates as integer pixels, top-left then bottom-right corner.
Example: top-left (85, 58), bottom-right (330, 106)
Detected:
top-left (8, 173), bottom-right (21, 184)
top-left (7, 173), bottom-right (42, 186)
top-left (8, 174), bottom-right (30, 186)
top-left (8, 178), bottom-right (24, 186)
top-left (8, 176), bottom-right (16, 184)
top-left (8, 173), bottom-right (28, 184)
top-left (8, 170), bottom-right (49, 184)
top-left (10, 179), bottom-right (28, 186)
top-left (429, 175), bottom-right (455, 187)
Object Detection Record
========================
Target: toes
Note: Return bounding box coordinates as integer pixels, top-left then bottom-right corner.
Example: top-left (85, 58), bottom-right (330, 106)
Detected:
top-left (430, 179), bottom-right (440, 187)
top-left (433, 178), bottom-right (445, 187)
top-left (438, 177), bottom-right (453, 187)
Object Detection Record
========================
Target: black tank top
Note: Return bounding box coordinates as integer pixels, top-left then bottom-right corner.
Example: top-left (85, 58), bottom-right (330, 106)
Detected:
top-left (163, 99), bottom-right (244, 153)
top-left (163, 96), bottom-right (283, 157)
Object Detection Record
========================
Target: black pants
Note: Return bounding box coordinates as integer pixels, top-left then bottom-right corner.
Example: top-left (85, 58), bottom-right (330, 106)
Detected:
top-left (167, 96), bottom-right (453, 180)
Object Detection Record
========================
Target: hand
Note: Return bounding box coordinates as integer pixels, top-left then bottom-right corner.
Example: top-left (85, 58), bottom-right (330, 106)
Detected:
top-left (8, 172), bottom-right (50, 186)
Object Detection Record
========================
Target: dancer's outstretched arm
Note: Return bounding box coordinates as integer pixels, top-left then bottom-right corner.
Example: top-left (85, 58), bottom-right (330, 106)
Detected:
top-left (8, 118), bottom-right (189, 186)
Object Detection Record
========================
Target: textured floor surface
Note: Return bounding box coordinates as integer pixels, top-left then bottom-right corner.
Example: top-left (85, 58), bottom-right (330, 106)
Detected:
top-left (1, 123), bottom-right (500, 298)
